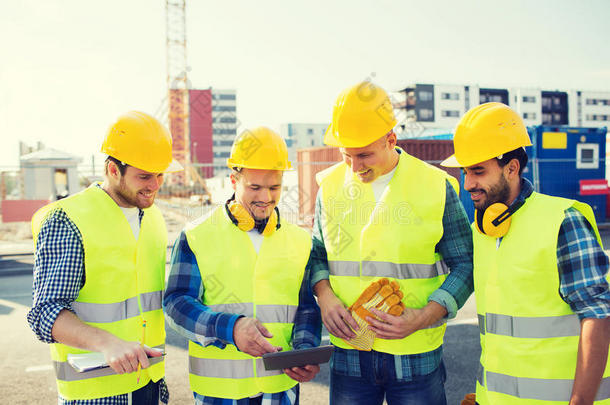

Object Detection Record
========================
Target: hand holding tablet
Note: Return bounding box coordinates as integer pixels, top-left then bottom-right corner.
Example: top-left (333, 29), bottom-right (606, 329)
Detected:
top-left (262, 345), bottom-right (334, 371)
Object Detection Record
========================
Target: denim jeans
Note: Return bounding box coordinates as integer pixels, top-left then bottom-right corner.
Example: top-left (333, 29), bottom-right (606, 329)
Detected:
top-left (330, 351), bottom-right (447, 405)
top-left (132, 380), bottom-right (160, 404)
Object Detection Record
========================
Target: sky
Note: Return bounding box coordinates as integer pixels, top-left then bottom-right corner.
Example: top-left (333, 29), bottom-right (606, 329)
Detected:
top-left (1, 0), bottom-right (610, 170)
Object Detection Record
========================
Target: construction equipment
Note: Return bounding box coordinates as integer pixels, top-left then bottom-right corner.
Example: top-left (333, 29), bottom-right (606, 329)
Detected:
top-left (166, 0), bottom-right (190, 184)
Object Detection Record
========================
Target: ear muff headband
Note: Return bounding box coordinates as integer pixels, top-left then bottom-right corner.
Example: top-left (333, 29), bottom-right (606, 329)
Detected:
top-left (225, 199), bottom-right (280, 236)
top-left (474, 200), bottom-right (525, 238)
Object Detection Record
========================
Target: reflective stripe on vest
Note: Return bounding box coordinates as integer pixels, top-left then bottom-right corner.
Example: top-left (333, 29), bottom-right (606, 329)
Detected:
top-left (478, 313), bottom-right (580, 339)
top-left (479, 365), bottom-right (610, 401)
top-left (189, 356), bottom-right (282, 379)
top-left (207, 303), bottom-right (297, 324)
top-left (72, 291), bottom-right (162, 323)
top-left (54, 345), bottom-right (165, 382)
top-left (328, 260), bottom-right (449, 279)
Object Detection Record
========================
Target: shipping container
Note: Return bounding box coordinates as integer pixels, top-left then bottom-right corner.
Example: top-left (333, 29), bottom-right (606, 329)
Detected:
top-left (526, 125), bottom-right (607, 222)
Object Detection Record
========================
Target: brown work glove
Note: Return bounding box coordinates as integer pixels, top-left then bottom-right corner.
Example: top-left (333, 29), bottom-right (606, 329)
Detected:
top-left (344, 278), bottom-right (405, 351)
top-left (461, 393), bottom-right (476, 405)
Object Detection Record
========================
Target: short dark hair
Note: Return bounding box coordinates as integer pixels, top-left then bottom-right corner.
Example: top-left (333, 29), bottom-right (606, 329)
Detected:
top-left (497, 147), bottom-right (528, 176)
top-left (105, 156), bottom-right (128, 176)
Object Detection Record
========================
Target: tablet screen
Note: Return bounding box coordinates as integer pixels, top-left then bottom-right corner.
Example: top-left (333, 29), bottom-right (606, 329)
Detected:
top-left (262, 345), bottom-right (334, 371)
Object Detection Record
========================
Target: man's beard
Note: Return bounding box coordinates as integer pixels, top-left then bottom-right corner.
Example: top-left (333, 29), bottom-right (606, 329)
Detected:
top-left (115, 178), bottom-right (155, 209)
top-left (475, 174), bottom-right (511, 211)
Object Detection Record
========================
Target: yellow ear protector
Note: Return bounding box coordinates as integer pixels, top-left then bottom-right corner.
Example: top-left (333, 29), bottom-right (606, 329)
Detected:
top-left (225, 198), bottom-right (280, 237)
top-left (474, 200), bottom-right (524, 238)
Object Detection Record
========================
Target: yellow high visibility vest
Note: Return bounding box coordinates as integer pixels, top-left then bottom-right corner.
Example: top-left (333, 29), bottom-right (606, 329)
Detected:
top-left (31, 185), bottom-right (167, 400)
top-left (474, 191), bottom-right (610, 404)
top-left (316, 148), bottom-right (458, 354)
top-left (185, 206), bottom-right (311, 399)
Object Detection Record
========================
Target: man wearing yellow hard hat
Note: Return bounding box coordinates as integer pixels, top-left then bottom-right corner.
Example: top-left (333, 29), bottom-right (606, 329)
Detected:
top-left (310, 81), bottom-right (474, 404)
top-left (442, 103), bottom-right (610, 405)
top-left (163, 127), bottom-right (322, 404)
top-left (27, 111), bottom-right (182, 404)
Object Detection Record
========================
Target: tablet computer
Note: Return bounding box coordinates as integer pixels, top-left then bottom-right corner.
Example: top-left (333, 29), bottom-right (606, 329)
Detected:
top-left (262, 345), bottom-right (334, 371)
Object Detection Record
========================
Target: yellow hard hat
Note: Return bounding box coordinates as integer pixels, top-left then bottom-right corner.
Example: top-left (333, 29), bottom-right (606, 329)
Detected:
top-left (227, 127), bottom-right (291, 170)
top-left (324, 81), bottom-right (397, 148)
top-left (101, 111), bottom-right (183, 173)
top-left (441, 102), bottom-right (532, 168)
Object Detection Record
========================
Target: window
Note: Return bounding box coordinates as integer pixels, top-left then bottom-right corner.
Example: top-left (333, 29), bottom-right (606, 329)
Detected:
top-left (441, 110), bottom-right (460, 117)
top-left (307, 128), bottom-right (314, 135)
top-left (441, 92), bottom-right (459, 100)
top-left (214, 151), bottom-right (231, 158)
top-left (576, 143), bottom-right (599, 169)
top-left (212, 106), bottom-right (236, 112)
top-left (214, 129), bottom-right (235, 135)
top-left (523, 112), bottom-right (537, 120)
top-left (541, 97), bottom-right (552, 109)
top-left (522, 96), bottom-right (536, 103)
top-left (213, 140), bottom-right (234, 146)
top-left (586, 98), bottom-right (610, 106)
top-left (542, 113), bottom-right (552, 124)
top-left (213, 116), bottom-right (236, 123)
top-left (586, 114), bottom-right (610, 121)
top-left (418, 91), bottom-right (433, 101)
top-left (213, 94), bottom-right (236, 100)
top-left (418, 108), bottom-right (433, 120)
top-left (480, 94), bottom-right (504, 103)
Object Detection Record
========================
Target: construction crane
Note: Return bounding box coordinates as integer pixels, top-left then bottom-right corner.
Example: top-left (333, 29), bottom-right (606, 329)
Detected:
top-left (166, 0), bottom-right (189, 184)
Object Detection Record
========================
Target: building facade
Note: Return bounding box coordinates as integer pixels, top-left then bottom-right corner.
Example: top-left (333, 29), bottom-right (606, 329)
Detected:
top-left (280, 123), bottom-right (328, 163)
top-left (188, 88), bottom-right (237, 178)
top-left (392, 83), bottom-right (610, 133)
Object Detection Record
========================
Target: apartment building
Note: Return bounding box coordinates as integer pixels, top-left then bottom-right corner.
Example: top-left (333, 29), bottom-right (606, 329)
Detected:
top-left (392, 83), bottom-right (610, 133)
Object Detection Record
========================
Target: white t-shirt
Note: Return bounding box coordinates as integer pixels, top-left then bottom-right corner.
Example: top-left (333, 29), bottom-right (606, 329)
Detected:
top-left (120, 206), bottom-right (141, 239)
top-left (247, 229), bottom-right (264, 254)
top-left (371, 165), bottom-right (398, 202)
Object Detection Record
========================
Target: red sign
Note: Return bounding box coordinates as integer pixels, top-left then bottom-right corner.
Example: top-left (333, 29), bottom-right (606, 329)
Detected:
top-left (579, 179), bottom-right (610, 195)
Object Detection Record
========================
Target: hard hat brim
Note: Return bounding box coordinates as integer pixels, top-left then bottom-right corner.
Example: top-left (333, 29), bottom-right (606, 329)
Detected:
top-left (323, 126), bottom-right (393, 148)
top-left (164, 158), bottom-right (184, 173)
top-left (226, 159), bottom-right (293, 171)
top-left (440, 154), bottom-right (462, 168)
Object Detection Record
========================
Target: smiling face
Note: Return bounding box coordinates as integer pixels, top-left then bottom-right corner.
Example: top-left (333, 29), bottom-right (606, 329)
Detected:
top-left (340, 132), bottom-right (399, 183)
top-left (463, 158), bottom-right (513, 211)
top-left (104, 160), bottom-right (164, 209)
top-left (231, 168), bottom-right (283, 221)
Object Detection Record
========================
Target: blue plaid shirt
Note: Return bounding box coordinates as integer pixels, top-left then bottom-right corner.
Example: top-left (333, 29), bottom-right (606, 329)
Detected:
top-left (163, 218), bottom-right (322, 405)
top-left (310, 179), bottom-right (474, 379)
top-left (515, 179), bottom-right (610, 320)
top-left (26, 205), bottom-right (169, 405)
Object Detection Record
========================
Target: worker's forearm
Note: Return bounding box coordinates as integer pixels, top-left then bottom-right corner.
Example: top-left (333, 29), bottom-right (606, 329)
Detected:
top-left (51, 309), bottom-right (121, 352)
top-left (570, 317), bottom-right (610, 405)
top-left (313, 279), bottom-right (333, 299)
top-left (420, 300), bottom-right (448, 328)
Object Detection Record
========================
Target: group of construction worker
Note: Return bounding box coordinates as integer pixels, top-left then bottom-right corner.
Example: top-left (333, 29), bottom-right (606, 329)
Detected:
top-left (27, 81), bottom-right (609, 405)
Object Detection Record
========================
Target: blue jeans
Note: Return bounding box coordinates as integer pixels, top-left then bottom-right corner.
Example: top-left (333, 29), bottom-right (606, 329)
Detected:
top-left (330, 351), bottom-right (447, 405)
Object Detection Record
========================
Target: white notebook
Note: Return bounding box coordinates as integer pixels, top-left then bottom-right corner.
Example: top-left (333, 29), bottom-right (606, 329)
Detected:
top-left (67, 348), bottom-right (165, 373)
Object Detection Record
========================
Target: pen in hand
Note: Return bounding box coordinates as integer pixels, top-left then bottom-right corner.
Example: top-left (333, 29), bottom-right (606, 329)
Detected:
top-left (137, 320), bottom-right (146, 384)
